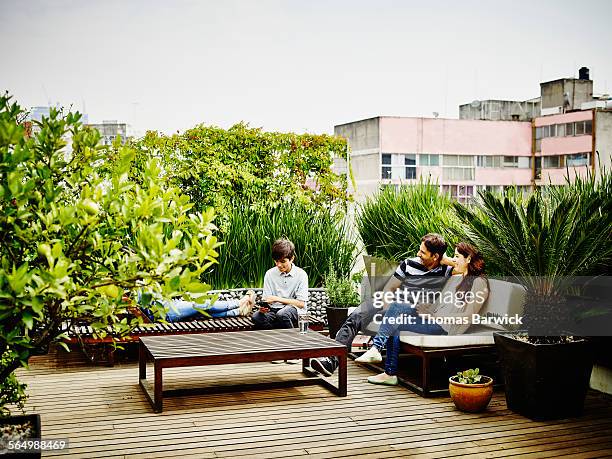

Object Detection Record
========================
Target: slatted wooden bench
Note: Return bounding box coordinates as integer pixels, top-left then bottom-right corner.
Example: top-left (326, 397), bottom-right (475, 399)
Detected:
top-left (66, 288), bottom-right (328, 365)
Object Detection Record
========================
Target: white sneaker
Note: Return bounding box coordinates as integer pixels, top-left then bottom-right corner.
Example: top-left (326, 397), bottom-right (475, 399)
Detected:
top-left (367, 373), bottom-right (398, 386)
top-left (355, 346), bottom-right (382, 364)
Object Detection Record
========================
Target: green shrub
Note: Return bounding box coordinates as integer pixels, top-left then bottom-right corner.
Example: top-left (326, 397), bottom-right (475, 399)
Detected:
top-left (0, 93), bottom-right (219, 414)
top-left (0, 350), bottom-right (27, 417)
top-left (454, 167), bottom-right (612, 334)
top-left (132, 123), bottom-right (351, 217)
top-left (324, 268), bottom-right (361, 308)
top-left (357, 181), bottom-right (464, 261)
top-left (205, 202), bottom-right (359, 289)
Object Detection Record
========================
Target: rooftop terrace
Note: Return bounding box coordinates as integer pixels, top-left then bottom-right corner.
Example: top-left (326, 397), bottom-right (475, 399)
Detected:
top-left (16, 346), bottom-right (612, 458)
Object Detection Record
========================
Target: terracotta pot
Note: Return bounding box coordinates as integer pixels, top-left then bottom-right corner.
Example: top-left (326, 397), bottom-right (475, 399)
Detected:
top-left (449, 375), bottom-right (494, 413)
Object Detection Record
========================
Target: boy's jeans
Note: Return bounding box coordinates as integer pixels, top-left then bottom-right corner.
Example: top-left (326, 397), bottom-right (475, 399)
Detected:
top-left (142, 299), bottom-right (241, 322)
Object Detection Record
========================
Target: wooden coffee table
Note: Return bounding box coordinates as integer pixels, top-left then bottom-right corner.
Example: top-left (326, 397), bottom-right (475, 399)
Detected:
top-left (138, 329), bottom-right (347, 412)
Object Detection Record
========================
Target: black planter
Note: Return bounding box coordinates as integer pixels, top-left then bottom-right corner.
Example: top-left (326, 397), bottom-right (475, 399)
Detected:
top-left (0, 413), bottom-right (41, 458)
top-left (325, 306), bottom-right (349, 340)
top-left (494, 332), bottom-right (593, 420)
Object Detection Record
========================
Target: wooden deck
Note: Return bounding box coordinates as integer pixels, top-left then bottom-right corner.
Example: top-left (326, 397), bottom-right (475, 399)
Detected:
top-left (16, 345), bottom-right (612, 458)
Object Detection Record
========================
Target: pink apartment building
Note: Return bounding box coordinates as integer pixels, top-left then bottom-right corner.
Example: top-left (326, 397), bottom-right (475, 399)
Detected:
top-left (335, 69), bottom-right (612, 202)
top-left (335, 116), bottom-right (533, 202)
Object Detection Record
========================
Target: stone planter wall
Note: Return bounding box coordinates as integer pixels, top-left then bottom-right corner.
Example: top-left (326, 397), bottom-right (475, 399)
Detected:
top-left (209, 288), bottom-right (331, 324)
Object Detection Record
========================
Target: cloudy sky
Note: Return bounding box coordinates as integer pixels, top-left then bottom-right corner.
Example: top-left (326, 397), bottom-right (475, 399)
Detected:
top-left (2, 0), bottom-right (611, 135)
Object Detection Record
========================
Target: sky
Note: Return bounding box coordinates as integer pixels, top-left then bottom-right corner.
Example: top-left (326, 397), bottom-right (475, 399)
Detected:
top-left (1, 0), bottom-right (612, 136)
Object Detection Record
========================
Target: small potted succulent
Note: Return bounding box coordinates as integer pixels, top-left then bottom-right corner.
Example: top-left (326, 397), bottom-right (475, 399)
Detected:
top-left (449, 368), bottom-right (494, 413)
top-left (324, 268), bottom-right (361, 339)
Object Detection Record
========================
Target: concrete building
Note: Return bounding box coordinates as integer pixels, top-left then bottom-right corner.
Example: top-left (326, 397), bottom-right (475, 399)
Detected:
top-left (459, 98), bottom-right (540, 121)
top-left (336, 67), bottom-right (612, 202)
top-left (335, 116), bottom-right (532, 202)
top-left (535, 109), bottom-right (612, 184)
top-left (540, 67), bottom-right (594, 115)
top-left (87, 120), bottom-right (129, 145)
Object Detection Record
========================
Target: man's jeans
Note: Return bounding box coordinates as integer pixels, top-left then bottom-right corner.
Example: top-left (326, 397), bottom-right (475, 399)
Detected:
top-left (374, 303), bottom-right (447, 376)
top-left (252, 305), bottom-right (298, 329)
top-left (372, 302), bottom-right (447, 350)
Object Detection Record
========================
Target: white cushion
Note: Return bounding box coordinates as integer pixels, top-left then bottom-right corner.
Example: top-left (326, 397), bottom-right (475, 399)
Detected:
top-left (399, 330), bottom-right (495, 347)
top-left (476, 279), bottom-right (526, 331)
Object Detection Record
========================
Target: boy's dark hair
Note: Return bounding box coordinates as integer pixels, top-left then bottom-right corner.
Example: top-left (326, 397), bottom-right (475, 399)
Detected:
top-left (421, 233), bottom-right (447, 260)
top-left (272, 238), bottom-right (295, 261)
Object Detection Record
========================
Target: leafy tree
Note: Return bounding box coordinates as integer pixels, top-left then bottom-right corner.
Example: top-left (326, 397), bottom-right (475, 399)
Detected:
top-left (0, 94), bottom-right (220, 414)
top-left (132, 123), bottom-right (351, 220)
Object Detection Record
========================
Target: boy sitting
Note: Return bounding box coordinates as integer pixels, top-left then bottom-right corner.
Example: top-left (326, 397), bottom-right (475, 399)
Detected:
top-left (252, 238), bottom-right (308, 329)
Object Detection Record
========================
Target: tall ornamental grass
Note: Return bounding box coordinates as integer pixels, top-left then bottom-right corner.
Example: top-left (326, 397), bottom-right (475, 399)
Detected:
top-left (206, 202), bottom-right (359, 288)
top-left (357, 182), bottom-right (464, 261)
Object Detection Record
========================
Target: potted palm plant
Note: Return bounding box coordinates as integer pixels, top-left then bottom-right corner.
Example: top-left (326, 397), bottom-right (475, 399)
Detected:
top-left (453, 172), bottom-right (612, 420)
top-left (324, 268), bottom-right (361, 339)
top-left (449, 368), bottom-right (494, 413)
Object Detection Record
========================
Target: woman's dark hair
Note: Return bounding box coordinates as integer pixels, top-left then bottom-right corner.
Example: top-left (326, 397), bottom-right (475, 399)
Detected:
top-left (272, 238), bottom-right (295, 261)
top-left (455, 242), bottom-right (487, 293)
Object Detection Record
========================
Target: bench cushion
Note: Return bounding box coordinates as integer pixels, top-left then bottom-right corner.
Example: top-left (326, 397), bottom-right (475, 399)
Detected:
top-left (399, 327), bottom-right (495, 347)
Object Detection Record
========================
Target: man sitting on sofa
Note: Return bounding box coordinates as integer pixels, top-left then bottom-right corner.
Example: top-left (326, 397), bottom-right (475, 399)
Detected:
top-left (310, 233), bottom-right (453, 377)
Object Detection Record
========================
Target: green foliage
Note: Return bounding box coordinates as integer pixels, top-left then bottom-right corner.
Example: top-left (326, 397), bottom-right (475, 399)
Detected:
top-left (205, 202), bottom-right (359, 288)
top-left (454, 368), bottom-right (482, 384)
top-left (0, 93), bottom-right (220, 413)
top-left (357, 180), bottom-right (464, 261)
top-left (324, 267), bottom-right (361, 308)
top-left (454, 168), bottom-right (612, 334)
top-left (0, 350), bottom-right (27, 417)
top-left (454, 170), bottom-right (612, 281)
top-left (132, 123), bottom-right (351, 219)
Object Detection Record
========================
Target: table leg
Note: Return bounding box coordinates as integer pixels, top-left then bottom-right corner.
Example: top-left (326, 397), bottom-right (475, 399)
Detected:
top-left (302, 358), bottom-right (311, 375)
top-left (154, 361), bottom-right (163, 413)
top-left (138, 341), bottom-right (146, 380)
top-left (338, 353), bottom-right (347, 397)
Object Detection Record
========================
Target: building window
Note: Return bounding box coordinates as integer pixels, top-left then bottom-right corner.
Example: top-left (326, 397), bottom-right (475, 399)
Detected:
top-left (405, 155), bottom-right (416, 179)
top-left (381, 153), bottom-right (417, 180)
top-left (503, 156), bottom-right (518, 168)
top-left (549, 125), bottom-right (557, 137)
top-left (575, 122), bottom-right (585, 135)
top-left (477, 155), bottom-right (501, 168)
top-left (543, 156), bottom-right (562, 168)
top-left (535, 127), bottom-right (542, 140)
top-left (517, 157), bottom-right (531, 168)
top-left (442, 184), bottom-right (474, 203)
top-left (566, 153), bottom-right (589, 167)
top-left (585, 120), bottom-right (592, 134)
top-left (556, 124), bottom-right (565, 136)
top-left (542, 125), bottom-right (550, 138)
top-left (565, 122), bottom-right (574, 136)
top-left (442, 155), bottom-right (475, 181)
top-left (419, 154), bottom-right (439, 166)
top-left (476, 185), bottom-right (502, 194)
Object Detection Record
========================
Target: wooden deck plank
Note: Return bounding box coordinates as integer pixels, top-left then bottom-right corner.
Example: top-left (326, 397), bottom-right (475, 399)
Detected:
top-left (14, 346), bottom-right (612, 458)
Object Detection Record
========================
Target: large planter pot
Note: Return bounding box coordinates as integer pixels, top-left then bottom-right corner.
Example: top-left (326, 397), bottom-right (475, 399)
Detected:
top-left (325, 306), bottom-right (349, 340)
top-left (0, 413), bottom-right (41, 458)
top-left (449, 376), bottom-right (494, 412)
top-left (494, 331), bottom-right (594, 420)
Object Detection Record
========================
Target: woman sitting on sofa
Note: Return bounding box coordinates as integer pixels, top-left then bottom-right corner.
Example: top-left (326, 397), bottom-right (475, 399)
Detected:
top-left (358, 242), bottom-right (489, 386)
